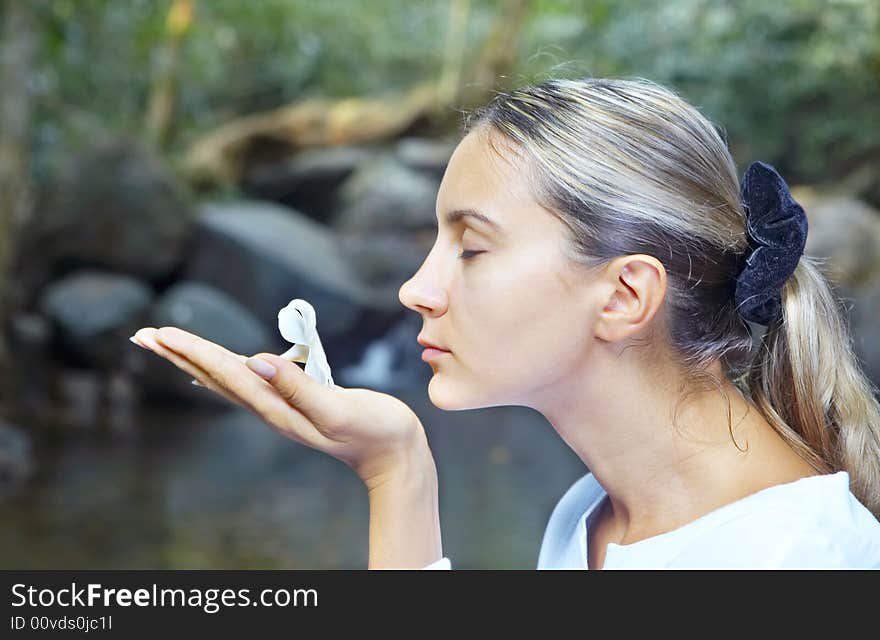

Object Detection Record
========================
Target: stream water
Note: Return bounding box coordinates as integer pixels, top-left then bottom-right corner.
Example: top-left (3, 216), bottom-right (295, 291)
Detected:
top-left (0, 385), bottom-right (585, 569)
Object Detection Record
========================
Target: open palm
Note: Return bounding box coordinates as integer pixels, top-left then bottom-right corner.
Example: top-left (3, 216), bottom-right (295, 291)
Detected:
top-left (131, 326), bottom-right (427, 487)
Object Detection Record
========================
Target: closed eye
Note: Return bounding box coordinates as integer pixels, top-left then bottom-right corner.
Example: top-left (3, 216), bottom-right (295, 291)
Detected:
top-left (459, 250), bottom-right (484, 260)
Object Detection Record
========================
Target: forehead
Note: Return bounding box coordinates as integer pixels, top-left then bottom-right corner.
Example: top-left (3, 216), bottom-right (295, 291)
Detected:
top-left (436, 129), bottom-right (544, 234)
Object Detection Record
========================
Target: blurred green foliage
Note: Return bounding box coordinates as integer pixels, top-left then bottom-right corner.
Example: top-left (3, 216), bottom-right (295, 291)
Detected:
top-left (518, 0), bottom-right (880, 181)
top-left (28, 0), bottom-right (880, 183)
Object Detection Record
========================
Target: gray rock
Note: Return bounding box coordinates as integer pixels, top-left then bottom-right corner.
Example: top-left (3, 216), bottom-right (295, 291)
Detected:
top-left (15, 138), bottom-right (194, 306)
top-left (0, 421), bottom-right (35, 486)
top-left (835, 164), bottom-right (880, 211)
top-left (7, 312), bottom-right (52, 352)
top-left (840, 276), bottom-right (880, 389)
top-left (132, 281), bottom-right (277, 405)
top-left (395, 137), bottom-right (457, 179)
top-left (182, 200), bottom-right (404, 370)
top-left (333, 155), bottom-right (439, 232)
top-left (336, 229), bottom-right (430, 290)
top-left (242, 146), bottom-right (373, 222)
top-left (185, 200), bottom-right (368, 328)
top-left (4, 313), bottom-right (55, 417)
top-left (799, 193), bottom-right (880, 389)
top-left (804, 195), bottom-right (880, 286)
top-left (39, 269), bottom-right (154, 367)
top-left (152, 281), bottom-right (276, 354)
top-left (55, 369), bottom-right (103, 430)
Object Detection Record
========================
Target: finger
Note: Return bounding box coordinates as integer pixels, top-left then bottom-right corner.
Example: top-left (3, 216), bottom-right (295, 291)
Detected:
top-left (135, 328), bottom-right (290, 431)
top-left (133, 328), bottom-right (243, 405)
top-left (150, 327), bottom-right (256, 398)
top-left (153, 327), bottom-right (334, 449)
top-left (134, 328), bottom-right (245, 405)
top-left (134, 327), bottom-right (215, 384)
top-left (137, 328), bottom-right (250, 366)
top-left (245, 352), bottom-right (348, 435)
top-left (142, 325), bottom-right (275, 411)
top-left (140, 327), bottom-right (256, 407)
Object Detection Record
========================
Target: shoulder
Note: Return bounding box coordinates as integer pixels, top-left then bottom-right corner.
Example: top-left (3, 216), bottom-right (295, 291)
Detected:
top-left (667, 479), bottom-right (880, 569)
top-left (769, 494), bottom-right (880, 568)
top-left (769, 526), bottom-right (880, 568)
top-left (686, 517), bottom-right (880, 569)
top-left (767, 473), bottom-right (880, 568)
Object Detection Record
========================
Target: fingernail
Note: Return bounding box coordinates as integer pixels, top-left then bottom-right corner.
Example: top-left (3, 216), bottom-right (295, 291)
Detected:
top-left (246, 356), bottom-right (276, 380)
top-left (130, 334), bottom-right (159, 351)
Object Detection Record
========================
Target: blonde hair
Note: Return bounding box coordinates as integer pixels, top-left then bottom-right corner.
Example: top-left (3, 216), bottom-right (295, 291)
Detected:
top-left (465, 76), bottom-right (880, 518)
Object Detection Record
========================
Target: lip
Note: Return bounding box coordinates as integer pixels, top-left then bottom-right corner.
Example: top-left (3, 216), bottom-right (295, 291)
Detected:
top-left (417, 335), bottom-right (450, 352)
top-left (421, 347), bottom-right (450, 362)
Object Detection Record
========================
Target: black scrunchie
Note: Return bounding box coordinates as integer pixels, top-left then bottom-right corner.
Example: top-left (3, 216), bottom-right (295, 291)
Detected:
top-left (734, 161), bottom-right (808, 326)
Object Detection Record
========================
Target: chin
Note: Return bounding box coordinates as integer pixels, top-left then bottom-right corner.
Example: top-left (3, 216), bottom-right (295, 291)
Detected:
top-left (427, 374), bottom-right (494, 411)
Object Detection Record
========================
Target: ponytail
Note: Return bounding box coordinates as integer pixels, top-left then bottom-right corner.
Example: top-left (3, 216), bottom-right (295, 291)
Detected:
top-left (743, 255), bottom-right (880, 518)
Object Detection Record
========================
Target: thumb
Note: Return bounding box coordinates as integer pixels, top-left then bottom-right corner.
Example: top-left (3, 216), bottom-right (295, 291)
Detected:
top-left (246, 352), bottom-right (337, 414)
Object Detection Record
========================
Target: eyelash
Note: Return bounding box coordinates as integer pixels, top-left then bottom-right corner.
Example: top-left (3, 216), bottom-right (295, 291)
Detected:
top-left (459, 250), bottom-right (483, 260)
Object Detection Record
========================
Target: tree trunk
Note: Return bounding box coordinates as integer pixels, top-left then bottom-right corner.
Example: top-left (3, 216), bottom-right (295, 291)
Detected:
top-left (145, 0), bottom-right (195, 149)
top-left (436, 0), bottom-right (471, 113)
top-left (0, 0), bottom-right (36, 379)
top-left (459, 0), bottom-right (532, 110)
top-left (181, 83), bottom-right (439, 188)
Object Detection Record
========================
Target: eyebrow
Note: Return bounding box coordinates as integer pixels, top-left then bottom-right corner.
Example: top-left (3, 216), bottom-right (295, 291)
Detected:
top-left (438, 208), bottom-right (503, 232)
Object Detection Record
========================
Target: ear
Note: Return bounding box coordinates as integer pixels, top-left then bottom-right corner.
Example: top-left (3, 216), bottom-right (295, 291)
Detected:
top-left (594, 255), bottom-right (666, 343)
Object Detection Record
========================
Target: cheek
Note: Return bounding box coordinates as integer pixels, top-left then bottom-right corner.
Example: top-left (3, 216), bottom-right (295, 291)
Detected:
top-left (459, 253), bottom-right (584, 373)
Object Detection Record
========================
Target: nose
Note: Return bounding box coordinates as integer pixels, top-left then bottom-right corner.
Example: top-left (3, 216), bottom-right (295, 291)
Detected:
top-left (398, 248), bottom-right (449, 317)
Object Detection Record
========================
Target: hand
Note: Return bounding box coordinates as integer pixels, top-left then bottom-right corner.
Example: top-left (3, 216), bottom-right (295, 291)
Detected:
top-left (131, 326), bottom-right (431, 489)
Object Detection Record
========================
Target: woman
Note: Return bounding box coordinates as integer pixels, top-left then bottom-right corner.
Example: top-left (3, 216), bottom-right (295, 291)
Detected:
top-left (132, 77), bottom-right (880, 569)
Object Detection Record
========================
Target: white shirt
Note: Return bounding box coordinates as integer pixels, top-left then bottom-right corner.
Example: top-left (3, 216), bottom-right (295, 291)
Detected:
top-left (424, 470), bottom-right (880, 569)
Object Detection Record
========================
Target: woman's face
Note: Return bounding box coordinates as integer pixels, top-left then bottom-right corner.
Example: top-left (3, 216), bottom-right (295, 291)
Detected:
top-left (398, 128), bottom-right (602, 411)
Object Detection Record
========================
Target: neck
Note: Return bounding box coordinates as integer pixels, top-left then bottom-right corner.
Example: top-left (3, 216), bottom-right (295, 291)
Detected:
top-left (530, 351), bottom-right (818, 545)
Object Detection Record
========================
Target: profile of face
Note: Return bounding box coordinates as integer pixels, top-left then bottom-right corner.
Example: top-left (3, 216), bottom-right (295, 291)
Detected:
top-left (398, 128), bottom-right (610, 412)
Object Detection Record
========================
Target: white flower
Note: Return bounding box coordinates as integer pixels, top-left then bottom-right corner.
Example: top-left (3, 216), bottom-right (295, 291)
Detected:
top-left (277, 299), bottom-right (335, 388)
